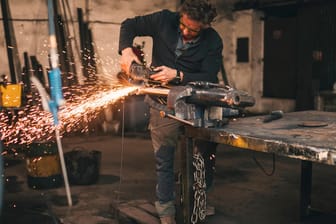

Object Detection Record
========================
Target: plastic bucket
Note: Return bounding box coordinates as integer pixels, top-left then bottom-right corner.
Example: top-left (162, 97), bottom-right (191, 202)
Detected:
top-left (64, 148), bottom-right (101, 185)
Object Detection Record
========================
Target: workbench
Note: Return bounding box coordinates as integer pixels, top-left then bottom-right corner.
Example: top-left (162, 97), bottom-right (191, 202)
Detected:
top-left (179, 110), bottom-right (336, 224)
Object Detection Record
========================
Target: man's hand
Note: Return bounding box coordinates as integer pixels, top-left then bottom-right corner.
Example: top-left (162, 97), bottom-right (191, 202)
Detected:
top-left (150, 66), bottom-right (183, 84)
top-left (120, 47), bottom-right (142, 74)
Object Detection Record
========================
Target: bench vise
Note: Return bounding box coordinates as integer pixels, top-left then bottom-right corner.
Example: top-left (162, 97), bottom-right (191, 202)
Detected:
top-left (145, 81), bottom-right (255, 128)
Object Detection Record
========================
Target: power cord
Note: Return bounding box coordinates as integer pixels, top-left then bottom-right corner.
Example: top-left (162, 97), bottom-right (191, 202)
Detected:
top-left (0, 141), bottom-right (3, 217)
top-left (252, 152), bottom-right (276, 176)
top-left (117, 101), bottom-right (126, 201)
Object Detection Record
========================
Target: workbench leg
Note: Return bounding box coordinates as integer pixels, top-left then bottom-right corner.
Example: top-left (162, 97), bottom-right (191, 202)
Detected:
top-left (179, 136), bottom-right (194, 224)
top-left (300, 160), bottom-right (312, 220)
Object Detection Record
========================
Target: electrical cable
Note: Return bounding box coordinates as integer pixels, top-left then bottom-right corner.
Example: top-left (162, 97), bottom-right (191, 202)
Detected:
top-left (44, 193), bottom-right (61, 224)
top-left (117, 101), bottom-right (125, 201)
top-left (252, 152), bottom-right (276, 176)
top-left (0, 141), bottom-right (3, 217)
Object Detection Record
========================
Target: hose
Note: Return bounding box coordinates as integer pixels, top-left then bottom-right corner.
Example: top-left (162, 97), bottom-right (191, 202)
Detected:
top-left (0, 141), bottom-right (3, 217)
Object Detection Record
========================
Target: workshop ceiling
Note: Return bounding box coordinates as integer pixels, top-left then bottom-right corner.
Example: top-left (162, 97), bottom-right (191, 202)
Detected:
top-left (234, 0), bottom-right (334, 10)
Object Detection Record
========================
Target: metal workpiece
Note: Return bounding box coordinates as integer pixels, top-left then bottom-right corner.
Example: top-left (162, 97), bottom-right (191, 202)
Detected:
top-left (168, 82), bottom-right (255, 109)
top-left (186, 86), bottom-right (255, 108)
top-left (160, 110), bottom-right (197, 126)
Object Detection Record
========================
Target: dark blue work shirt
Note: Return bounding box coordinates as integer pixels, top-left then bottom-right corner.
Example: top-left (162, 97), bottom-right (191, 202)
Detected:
top-left (119, 9), bottom-right (223, 85)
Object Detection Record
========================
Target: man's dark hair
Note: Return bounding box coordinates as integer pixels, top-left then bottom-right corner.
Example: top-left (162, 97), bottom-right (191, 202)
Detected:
top-left (179, 0), bottom-right (217, 25)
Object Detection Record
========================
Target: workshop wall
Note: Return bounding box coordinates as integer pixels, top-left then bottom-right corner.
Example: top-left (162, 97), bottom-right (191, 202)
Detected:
top-left (229, 9), bottom-right (295, 113)
top-left (0, 0), bottom-right (178, 85)
top-left (0, 0), bottom-right (292, 114)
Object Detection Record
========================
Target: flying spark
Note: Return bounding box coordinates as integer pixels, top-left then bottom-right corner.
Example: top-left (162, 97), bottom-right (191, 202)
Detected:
top-left (0, 85), bottom-right (139, 146)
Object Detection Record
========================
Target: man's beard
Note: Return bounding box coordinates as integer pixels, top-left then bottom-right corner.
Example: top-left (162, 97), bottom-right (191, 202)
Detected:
top-left (182, 34), bottom-right (194, 42)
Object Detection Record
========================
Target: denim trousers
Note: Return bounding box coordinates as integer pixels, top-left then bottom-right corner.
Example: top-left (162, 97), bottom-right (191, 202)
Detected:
top-left (149, 108), bottom-right (217, 217)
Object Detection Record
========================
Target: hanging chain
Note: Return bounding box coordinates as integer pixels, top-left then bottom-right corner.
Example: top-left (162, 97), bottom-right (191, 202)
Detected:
top-left (191, 152), bottom-right (206, 224)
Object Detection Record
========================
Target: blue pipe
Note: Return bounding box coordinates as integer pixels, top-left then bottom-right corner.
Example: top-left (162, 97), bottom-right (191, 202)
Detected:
top-left (47, 0), bottom-right (65, 124)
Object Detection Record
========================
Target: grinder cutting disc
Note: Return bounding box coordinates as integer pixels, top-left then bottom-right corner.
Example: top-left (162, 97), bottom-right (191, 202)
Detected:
top-left (298, 121), bottom-right (328, 127)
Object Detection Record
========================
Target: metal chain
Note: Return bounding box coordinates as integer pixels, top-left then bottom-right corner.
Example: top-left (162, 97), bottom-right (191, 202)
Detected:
top-left (191, 153), bottom-right (206, 224)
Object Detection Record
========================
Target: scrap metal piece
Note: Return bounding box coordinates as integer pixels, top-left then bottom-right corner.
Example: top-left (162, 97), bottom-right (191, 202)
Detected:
top-left (298, 121), bottom-right (328, 127)
top-left (263, 110), bottom-right (284, 123)
top-left (186, 81), bottom-right (255, 108)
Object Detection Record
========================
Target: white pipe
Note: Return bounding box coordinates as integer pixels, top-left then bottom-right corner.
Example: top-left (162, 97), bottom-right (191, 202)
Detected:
top-left (55, 128), bottom-right (72, 206)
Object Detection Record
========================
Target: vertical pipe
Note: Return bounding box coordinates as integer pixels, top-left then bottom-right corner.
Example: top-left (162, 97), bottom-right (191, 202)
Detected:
top-left (300, 160), bottom-right (312, 220)
top-left (87, 28), bottom-right (97, 81)
top-left (30, 56), bottom-right (46, 87)
top-left (48, 0), bottom-right (59, 70)
top-left (47, 0), bottom-right (72, 207)
top-left (22, 52), bottom-right (32, 94)
top-left (60, 0), bottom-right (78, 85)
top-left (0, 0), bottom-right (21, 83)
top-left (180, 135), bottom-right (194, 224)
top-left (77, 8), bottom-right (88, 80)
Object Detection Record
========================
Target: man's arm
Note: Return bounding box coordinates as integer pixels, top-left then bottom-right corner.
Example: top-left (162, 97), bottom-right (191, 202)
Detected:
top-left (118, 10), bottom-right (168, 54)
top-left (118, 10), bottom-right (168, 74)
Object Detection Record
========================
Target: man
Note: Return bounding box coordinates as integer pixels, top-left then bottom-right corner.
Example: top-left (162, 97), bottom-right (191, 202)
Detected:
top-left (119, 0), bottom-right (222, 223)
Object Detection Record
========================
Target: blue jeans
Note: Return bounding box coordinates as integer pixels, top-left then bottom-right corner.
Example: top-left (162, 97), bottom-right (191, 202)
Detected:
top-left (149, 108), bottom-right (181, 205)
top-left (149, 108), bottom-right (217, 216)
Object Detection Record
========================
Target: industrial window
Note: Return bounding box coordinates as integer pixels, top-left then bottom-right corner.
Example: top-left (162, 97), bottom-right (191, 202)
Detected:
top-left (236, 37), bottom-right (249, 62)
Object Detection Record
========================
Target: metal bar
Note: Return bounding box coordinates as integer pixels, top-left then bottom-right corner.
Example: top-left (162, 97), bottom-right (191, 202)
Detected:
top-left (55, 13), bottom-right (70, 86)
top-left (60, 0), bottom-right (78, 86)
top-left (180, 136), bottom-right (194, 224)
top-left (87, 28), bottom-right (97, 81)
top-left (52, 0), bottom-right (75, 87)
top-left (0, 0), bottom-right (21, 83)
top-left (30, 56), bottom-right (46, 87)
top-left (23, 52), bottom-right (32, 93)
top-left (160, 111), bottom-right (195, 126)
top-left (300, 160), bottom-right (312, 220)
top-left (77, 8), bottom-right (89, 79)
top-left (74, 6), bottom-right (98, 84)
top-left (138, 87), bottom-right (170, 96)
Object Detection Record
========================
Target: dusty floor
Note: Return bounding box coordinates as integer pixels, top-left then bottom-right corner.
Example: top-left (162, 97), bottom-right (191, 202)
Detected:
top-left (2, 133), bottom-right (336, 224)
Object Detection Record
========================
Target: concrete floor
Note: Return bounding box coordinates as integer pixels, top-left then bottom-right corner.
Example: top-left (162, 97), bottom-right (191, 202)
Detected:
top-left (2, 133), bottom-right (336, 224)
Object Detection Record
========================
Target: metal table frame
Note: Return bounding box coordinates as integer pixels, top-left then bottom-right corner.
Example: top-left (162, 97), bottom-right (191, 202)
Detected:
top-left (179, 110), bottom-right (336, 223)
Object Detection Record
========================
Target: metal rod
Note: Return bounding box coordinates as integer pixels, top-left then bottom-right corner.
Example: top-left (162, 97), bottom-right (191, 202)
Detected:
top-left (160, 111), bottom-right (195, 126)
top-left (137, 87), bottom-right (170, 96)
top-left (77, 8), bottom-right (88, 79)
top-left (1, 0), bottom-right (21, 83)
